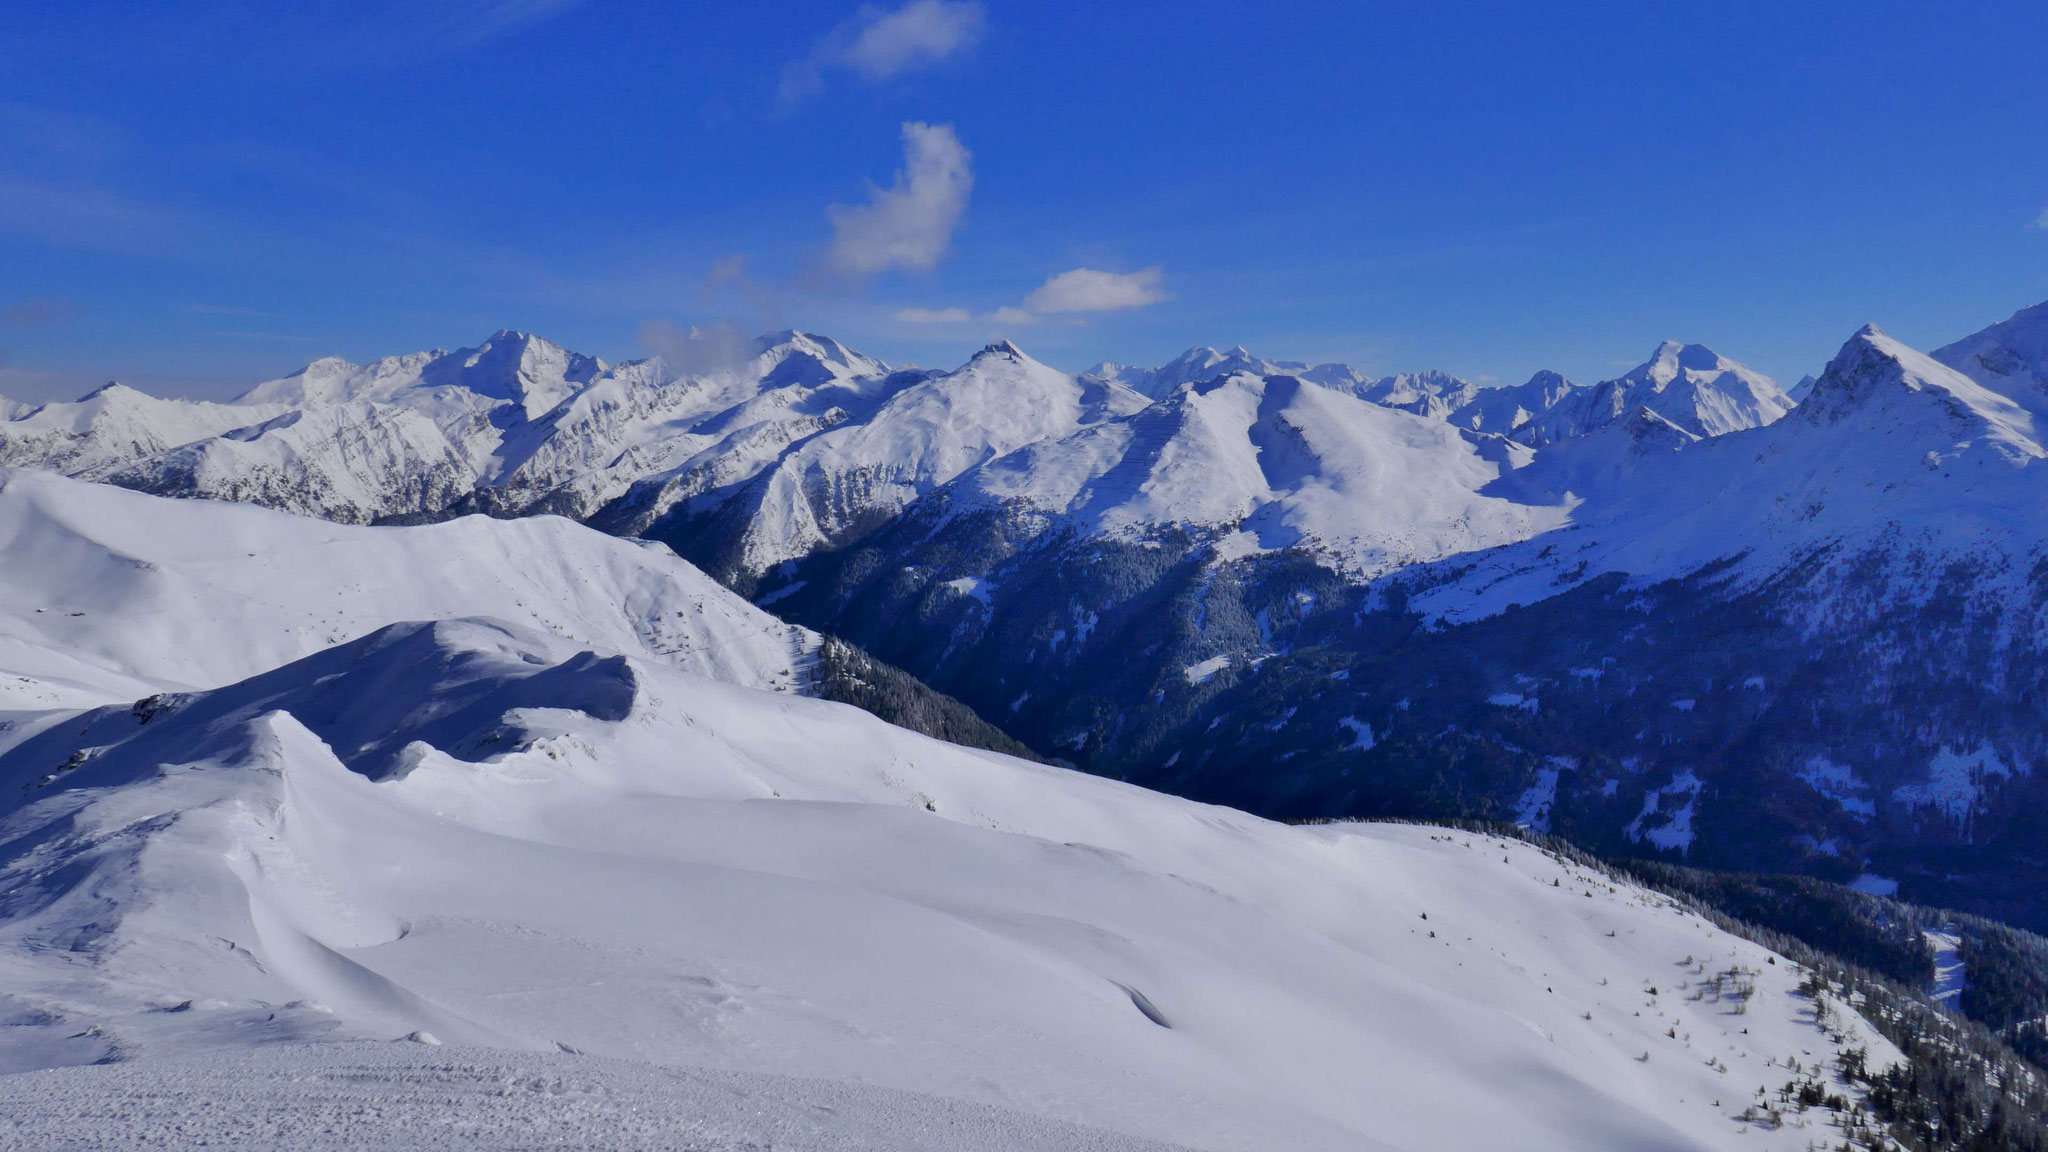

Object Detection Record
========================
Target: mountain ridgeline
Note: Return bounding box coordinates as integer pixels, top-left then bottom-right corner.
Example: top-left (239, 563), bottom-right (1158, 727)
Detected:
top-left (9, 301), bottom-right (2048, 928)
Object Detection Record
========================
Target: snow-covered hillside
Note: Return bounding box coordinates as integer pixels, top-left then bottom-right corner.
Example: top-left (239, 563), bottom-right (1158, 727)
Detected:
top-left (612, 340), bottom-right (1150, 584)
top-left (0, 486), bottom-right (1896, 1148)
top-left (1934, 298), bottom-right (2048, 421)
top-left (950, 369), bottom-right (1568, 577)
top-left (1521, 341), bottom-right (1793, 445)
top-left (1416, 324), bottom-right (2046, 622)
top-left (0, 469), bottom-right (812, 711)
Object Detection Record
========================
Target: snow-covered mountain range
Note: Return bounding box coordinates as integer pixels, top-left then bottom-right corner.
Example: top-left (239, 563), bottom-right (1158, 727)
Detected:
top-left (0, 471), bottom-right (1903, 1149)
top-left (7, 300), bottom-right (2048, 931)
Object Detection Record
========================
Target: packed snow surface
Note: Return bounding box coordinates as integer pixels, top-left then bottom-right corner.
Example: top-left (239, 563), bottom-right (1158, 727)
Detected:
top-left (0, 1045), bottom-right (1184, 1151)
top-left (0, 480), bottom-right (1899, 1150)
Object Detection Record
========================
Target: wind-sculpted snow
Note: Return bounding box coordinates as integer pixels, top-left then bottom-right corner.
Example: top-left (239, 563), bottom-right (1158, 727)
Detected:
top-left (0, 609), bottom-right (1894, 1150)
top-left (0, 469), bottom-right (812, 711)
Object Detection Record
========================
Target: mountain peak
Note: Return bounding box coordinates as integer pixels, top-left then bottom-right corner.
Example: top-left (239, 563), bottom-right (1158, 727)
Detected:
top-left (1932, 298), bottom-right (2048, 412)
top-left (1798, 324), bottom-right (2042, 461)
top-left (979, 339), bottom-right (1026, 360)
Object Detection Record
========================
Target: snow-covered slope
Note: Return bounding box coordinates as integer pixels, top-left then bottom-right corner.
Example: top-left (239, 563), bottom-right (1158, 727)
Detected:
top-left (0, 551), bottom-right (1895, 1149)
top-left (1084, 346), bottom-right (1366, 401)
top-left (1524, 342), bottom-right (1792, 445)
top-left (7, 330), bottom-right (907, 526)
top-left (615, 341), bottom-right (1151, 583)
top-left (1448, 369), bottom-right (1579, 436)
top-left (0, 1046), bottom-right (1184, 1151)
top-left (0, 383), bottom-right (288, 477)
top-left (1417, 324), bottom-right (2046, 621)
top-left (952, 370), bottom-right (1568, 577)
top-left (0, 469), bottom-right (811, 711)
top-left (1934, 298), bottom-right (2048, 422)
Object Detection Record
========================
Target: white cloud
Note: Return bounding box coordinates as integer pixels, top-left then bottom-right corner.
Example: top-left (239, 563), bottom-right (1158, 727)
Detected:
top-left (1022, 266), bottom-right (1170, 314)
top-left (782, 1), bottom-right (984, 102)
top-left (896, 266), bottom-right (1168, 330)
top-left (826, 122), bottom-right (972, 277)
top-left (894, 306), bottom-right (973, 324)
top-left (2036, 205), bottom-right (2048, 229)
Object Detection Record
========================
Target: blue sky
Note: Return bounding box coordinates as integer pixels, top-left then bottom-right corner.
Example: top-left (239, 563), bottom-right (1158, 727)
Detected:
top-left (1, 0), bottom-right (2044, 401)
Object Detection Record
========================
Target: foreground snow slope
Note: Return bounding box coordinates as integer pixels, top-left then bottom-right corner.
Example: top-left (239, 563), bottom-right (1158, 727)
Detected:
top-left (0, 1045), bottom-right (1185, 1151)
top-left (0, 469), bottom-right (811, 711)
top-left (0, 489), bottom-right (1895, 1149)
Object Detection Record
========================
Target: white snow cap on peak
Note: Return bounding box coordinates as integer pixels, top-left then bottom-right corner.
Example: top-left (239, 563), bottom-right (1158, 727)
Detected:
top-left (1798, 323), bottom-right (2042, 460)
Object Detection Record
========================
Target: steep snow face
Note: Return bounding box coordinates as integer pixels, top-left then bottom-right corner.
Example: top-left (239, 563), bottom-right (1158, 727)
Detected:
top-left (1934, 297), bottom-right (2048, 422)
top-left (0, 608), bottom-right (1893, 1151)
top-left (0, 469), bottom-right (812, 711)
top-left (481, 333), bottom-right (905, 522)
top-left (103, 400), bottom-right (486, 524)
top-left (715, 342), bottom-right (1149, 575)
top-left (1527, 342), bottom-right (1792, 444)
top-left (959, 371), bottom-right (1572, 576)
top-left (1417, 325), bottom-right (2047, 621)
top-left (0, 384), bottom-right (288, 478)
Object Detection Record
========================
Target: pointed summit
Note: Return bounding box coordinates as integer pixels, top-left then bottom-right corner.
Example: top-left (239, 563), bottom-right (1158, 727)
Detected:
top-left (1796, 323), bottom-right (2042, 463)
top-left (1528, 340), bottom-right (1788, 443)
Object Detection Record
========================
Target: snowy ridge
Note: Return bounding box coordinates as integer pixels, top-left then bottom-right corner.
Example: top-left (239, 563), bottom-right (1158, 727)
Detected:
top-left (1934, 298), bottom-right (2048, 422)
top-left (666, 341), bottom-right (1149, 576)
top-left (1524, 341), bottom-right (1792, 445)
top-left (0, 469), bottom-right (812, 711)
top-left (0, 492), bottom-right (1899, 1146)
top-left (955, 370), bottom-right (1570, 576)
top-left (0, 383), bottom-right (290, 478)
top-left (1414, 323), bottom-right (2048, 622)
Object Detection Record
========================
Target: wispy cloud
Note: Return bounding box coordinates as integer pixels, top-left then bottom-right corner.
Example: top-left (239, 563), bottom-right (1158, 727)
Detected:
top-left (826, 122), bottom-right (972, 277)
top-left (1022, 267), bottom-right (1169, 314)
top-left (2035, 205), bottom-right (2048, 230)
top-left (898, 267), bottom-right (1171, 330)
top-left (782, 1), bottom-right (984, 103)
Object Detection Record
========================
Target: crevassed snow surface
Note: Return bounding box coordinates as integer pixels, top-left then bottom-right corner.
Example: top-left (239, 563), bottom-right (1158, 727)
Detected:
top-left (0, 481), bottom-right (1902, 1150)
